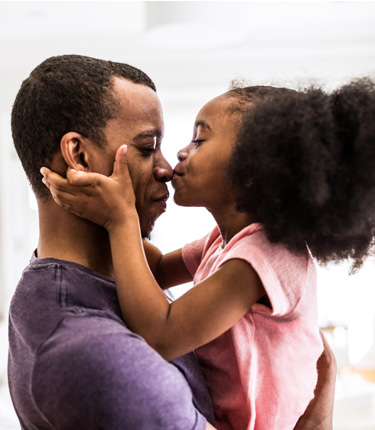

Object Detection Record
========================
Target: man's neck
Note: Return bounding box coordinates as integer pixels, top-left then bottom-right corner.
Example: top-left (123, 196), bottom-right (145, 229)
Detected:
top-left (37, 199), bottom-right (114, 278)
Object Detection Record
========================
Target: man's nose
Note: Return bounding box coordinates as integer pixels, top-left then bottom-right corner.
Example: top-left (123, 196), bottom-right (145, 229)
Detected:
top-left (153, 156), bottom-right (173, 183)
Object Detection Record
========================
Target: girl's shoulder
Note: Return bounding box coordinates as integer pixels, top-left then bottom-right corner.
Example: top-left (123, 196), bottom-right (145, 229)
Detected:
top-left (218, 224), bottom-right (315, 317)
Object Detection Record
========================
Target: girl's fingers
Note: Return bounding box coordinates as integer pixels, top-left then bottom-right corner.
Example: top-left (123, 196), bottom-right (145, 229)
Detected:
top-left (40, 147), bottom-right (135, 226)
top-left (66, 168), bottom-right (103, 187)
top-left (46, 182), bottom-right (75, 209)
top-left (47, 181), bottom-right (91, 219)
top-left (40, 167), bottom-right (76, 195)
top-left (42, 169), bottom-right (75, 194)
top-left (40, 166), bottom-right (100, 191)
top-left (112, 145), bottom-right (132, 185)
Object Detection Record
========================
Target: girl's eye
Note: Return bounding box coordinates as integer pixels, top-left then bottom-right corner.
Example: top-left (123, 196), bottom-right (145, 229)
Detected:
top-left (192, 139), bottom-right (204, 148)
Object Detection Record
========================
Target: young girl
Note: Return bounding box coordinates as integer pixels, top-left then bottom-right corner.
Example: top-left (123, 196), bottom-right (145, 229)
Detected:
top-left (41, 79), bottom-right (375, 430)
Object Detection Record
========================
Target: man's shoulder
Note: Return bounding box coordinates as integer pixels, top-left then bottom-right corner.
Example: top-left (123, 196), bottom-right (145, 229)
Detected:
top-left (9, 255), bottom-right (122, 347)
top-left (10, 257), bottom-right (210, 429)
top-left (37, 310), bottom-right (144, 360)
top-left (33, 310), bottom-right (188, 389)
top-left (31, 313), bottom-right (206, 429)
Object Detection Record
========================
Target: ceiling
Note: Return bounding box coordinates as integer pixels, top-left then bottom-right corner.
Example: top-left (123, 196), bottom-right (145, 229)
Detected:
top-left (0, 1), bottom-right (375, 106)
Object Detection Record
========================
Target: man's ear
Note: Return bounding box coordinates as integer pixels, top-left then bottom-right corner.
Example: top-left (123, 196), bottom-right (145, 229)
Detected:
top-left (60, 132), bottom-right (90, 171)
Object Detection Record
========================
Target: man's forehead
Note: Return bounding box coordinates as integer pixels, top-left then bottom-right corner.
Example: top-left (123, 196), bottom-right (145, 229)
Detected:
top-left (112, 77), bottom-right (159, 106)
top-left (113, 78), bottom-right (162, 114)
top-left (112, 77), bottom-right (163, 125)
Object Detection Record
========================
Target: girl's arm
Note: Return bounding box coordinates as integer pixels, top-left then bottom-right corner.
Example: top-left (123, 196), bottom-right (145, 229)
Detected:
top-left (108, 215), bottom-right (264, 361)
top-left (143, 241), bottom-right (192, 289)
top-left (41, 145), bottom-right (265, 361)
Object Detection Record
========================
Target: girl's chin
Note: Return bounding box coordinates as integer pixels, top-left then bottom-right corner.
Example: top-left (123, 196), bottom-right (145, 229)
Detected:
top-left (173, 190), bottom-right (202, 208)
top-left (173, 195), bottom-right (194, 207)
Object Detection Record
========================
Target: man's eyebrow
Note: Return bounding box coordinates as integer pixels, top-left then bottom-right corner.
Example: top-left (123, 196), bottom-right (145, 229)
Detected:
top-left (195, 120), bottom-right (212, 132)
top-left (134, 129), bottom-right (162, 139)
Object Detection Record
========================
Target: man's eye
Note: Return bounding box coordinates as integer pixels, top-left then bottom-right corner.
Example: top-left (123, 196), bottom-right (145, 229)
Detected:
top-left (140, 147), bottom-right (156, 156)
top-left (192, 139), bottom-right (204, 148)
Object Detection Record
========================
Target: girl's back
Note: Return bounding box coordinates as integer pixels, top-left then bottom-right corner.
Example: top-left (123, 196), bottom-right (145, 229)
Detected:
top-left (184, 224), bottom-right (322, 430)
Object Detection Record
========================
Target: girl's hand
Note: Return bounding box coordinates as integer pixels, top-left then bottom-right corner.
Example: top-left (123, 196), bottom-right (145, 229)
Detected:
top-left (40, 145), bottom-right (138, 231)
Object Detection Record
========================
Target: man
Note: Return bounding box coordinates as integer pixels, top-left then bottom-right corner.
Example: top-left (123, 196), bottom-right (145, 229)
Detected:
top-left (8, 55), bottom-right (335, 429)
top-left (9, 55), bottom-right (215, 430)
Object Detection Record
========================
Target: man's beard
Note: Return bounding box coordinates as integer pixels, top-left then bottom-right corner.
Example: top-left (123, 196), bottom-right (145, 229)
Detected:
top-left (142, 232), bottom-right (152, 241)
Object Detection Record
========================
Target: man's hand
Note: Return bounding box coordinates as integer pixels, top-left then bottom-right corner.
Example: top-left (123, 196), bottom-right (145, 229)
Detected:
top-left (294, 331), bottom-right (337, 430)
top-left (41, 144), bottom-right (138, 231)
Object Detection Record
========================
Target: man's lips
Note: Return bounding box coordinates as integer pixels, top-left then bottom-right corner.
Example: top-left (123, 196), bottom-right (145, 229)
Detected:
top-left (153, 193), bottom-right (169, 210)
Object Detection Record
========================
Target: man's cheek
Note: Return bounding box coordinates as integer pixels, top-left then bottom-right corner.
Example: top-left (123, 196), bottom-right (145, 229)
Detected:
top-left (126, 166), bottom-right (138, 194)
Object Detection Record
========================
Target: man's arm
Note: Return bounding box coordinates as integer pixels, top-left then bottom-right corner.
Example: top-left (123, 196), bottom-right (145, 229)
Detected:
top-left (294, 332), bottom-right (337, 430)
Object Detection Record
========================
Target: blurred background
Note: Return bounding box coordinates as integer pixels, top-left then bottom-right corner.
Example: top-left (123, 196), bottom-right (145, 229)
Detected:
top-left (0, 1), bottom-right (375, 429)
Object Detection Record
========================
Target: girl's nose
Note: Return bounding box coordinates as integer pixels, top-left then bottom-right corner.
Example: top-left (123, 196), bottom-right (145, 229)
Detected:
top-left (177, 145), bottom-right (189, 162)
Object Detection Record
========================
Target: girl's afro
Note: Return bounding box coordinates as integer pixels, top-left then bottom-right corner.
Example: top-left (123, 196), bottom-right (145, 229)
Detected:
top-left (229, 79), bottom-right (375, 269)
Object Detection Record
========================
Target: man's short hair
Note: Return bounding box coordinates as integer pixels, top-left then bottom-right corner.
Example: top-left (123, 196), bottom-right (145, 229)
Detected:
top-left (11, 55), bottom-right (156, 199)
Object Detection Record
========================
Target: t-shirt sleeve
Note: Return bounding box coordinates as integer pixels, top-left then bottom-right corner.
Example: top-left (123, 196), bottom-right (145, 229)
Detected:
top-left (182, 234), bottom-right (210, 277)
top-left (217, 231), bottom-right (311, 317)
top-left (32, 315), bottom-right (209, 430)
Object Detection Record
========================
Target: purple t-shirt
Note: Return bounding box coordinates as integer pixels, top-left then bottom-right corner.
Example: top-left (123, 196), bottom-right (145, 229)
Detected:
top-left (8, 254), bottom-right (214, 430)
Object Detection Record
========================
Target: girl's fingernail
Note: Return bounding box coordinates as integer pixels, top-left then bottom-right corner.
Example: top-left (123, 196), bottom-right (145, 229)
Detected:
top-left (40, 168), bottom-right (45, 176)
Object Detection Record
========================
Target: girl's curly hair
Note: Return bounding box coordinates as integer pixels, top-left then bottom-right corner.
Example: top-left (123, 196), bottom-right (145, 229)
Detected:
top-left (228, 79), bottom-right (375, 270)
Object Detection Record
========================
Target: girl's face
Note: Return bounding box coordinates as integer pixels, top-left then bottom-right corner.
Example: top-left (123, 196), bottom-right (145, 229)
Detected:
top-left (172, 95), bottom-right (239, 212)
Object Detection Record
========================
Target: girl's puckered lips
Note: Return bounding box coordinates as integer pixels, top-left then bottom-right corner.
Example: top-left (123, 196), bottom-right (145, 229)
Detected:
top-left (171, 170), bottom-right (183, 188)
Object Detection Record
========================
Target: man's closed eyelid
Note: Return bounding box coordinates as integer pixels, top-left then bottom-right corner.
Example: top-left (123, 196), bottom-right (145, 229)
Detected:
top-left (138, 147), bottom-right (157, 158)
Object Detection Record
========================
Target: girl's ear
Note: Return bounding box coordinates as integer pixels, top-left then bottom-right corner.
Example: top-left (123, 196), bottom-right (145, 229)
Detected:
top-left (60, 132), bottom-right (90, 171)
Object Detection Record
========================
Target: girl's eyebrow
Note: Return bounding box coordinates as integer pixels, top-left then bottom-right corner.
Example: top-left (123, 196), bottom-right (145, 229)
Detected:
top-left (195, 120), bottom-right (212, 132)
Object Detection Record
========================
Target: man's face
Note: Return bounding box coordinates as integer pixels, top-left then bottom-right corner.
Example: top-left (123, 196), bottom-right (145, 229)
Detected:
top-left (92, 78), bottom-right (173, 238)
